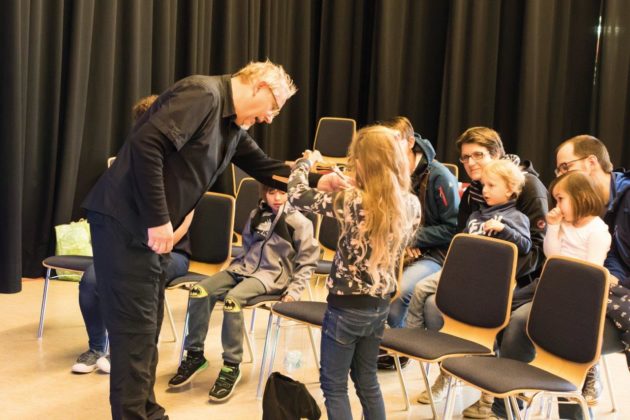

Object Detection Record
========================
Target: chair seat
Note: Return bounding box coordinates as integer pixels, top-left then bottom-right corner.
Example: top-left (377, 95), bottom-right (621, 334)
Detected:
top-left (42, 255), bottom-right (93, 272)
top-left (315, 260), bottom-right (332, 275)
top-left (602, 318), bottom-right (625, 354)
top-left (166, 272), bottom-right (208, 289)
top-left (272, 301), bottom-right (327, 327)
top-left (381, 328), bottom-right (491, 361)
top-left (441, 356), bottom-right (578, 395)
top-left (246, 294), bottom-right (282, 307)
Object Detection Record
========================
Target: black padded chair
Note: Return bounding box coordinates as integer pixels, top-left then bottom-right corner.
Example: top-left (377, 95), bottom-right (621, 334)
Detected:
top-left (380, 234), bottom-right (518, 415)
top-left (38, 255), bottom-right (94, 338)
top-left (440, 256), bottom-right (610, 420)
top-left (232, 178), bottom-right (260, 259)
top-left (313, 216), bottom-right (339, 282)
top-left (166, 192), bottom-right (235, 352)
top-left (312, 117), bottom-right (356, 158)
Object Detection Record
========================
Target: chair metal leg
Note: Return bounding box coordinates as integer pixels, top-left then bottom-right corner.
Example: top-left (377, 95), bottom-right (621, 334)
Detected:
top-left (267, 316), bottom-right (282, 377)
top-left (307, 325), bottom-right (320, 369)
top-left (601, 355), bottom-right (617, 412)
top-left (505, 398), bottom-right (515, 420)
top-left (419, 362), bottom-right (438, 419)
top-left (162, 294), bottom-right (177, 343)
top-left (37, 268), bottom-right (52, 339)
top-left (509, 396), bottom-right (523, 420)
top-left (442, 375), bottom-right (457, 420)
top-left (393, 355), bottom-right (411, 411)
top-left (242, 313), bottom-right (254, 364)
top-left (249, 308), bottom-right (257, 334)
top-left (179, 295), bottom-right (191, 364)
top-left (257, 312), bottom-right (275, 399)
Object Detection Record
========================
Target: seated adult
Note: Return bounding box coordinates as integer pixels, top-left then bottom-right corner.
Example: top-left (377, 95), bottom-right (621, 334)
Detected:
top-left (409, 127), bottom-right (549, 411)
top-left (482, 135), bottom-right (630, 420)
top-left (168, 184), bottom-right (319, 403)
top-left (375, 117), bottom-right (459, 369)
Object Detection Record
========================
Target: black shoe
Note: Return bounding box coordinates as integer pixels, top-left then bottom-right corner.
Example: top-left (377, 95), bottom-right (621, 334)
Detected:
top-left (377, 355), bottom-right (410, 370)
top-left (208, 364), bottom-right (242, 402)
top-left (168, 353), bottom-right (208, 388)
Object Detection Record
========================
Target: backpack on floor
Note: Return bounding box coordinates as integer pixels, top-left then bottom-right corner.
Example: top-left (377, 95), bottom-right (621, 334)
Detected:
top-left (262, 372), bottom-right (321, 420)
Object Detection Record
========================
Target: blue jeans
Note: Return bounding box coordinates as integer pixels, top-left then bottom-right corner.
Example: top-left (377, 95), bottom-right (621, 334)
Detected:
top-left (78, 251), bottom-right (189, 352)
top-left (388, 258), bottom-right (441, 328)
top-left (320, 304), bottom-right (389, 420)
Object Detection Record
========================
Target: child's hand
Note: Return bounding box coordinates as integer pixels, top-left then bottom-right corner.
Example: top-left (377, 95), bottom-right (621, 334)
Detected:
top-left (302, 149), bottom-right (323, 165)
top-left (281, 295), bottom-right (295, 303)
top-left (546, 207), bottom-right (563, 225)
top-left (483, 219), bottom-right (505, 234)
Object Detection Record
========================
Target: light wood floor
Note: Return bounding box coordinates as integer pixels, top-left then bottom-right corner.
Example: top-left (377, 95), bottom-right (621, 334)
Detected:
top-left (1, 278), bottom-right (628, 419)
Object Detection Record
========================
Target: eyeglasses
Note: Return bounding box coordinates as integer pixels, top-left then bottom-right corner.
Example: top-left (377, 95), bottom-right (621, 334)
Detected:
top-left (266, 85), bottom-right (281, 118)
top-left (459, 151), bottom-right (489, 163)
top-left (554, 156), bottom-right (589, 176)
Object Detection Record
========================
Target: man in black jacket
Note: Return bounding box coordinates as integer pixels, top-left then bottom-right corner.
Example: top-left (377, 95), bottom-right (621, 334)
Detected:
top-left (82, 60), bottom-right (344, 420)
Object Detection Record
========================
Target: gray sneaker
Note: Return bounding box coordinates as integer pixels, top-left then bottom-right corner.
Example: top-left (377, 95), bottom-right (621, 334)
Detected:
top-left (96, 355), bottom-right (111, 374)
top-left (582, 363), bottom-right (602, 406)
top-left (417, 372), bottom-right (450, 404)
top-left (462, 393), bottom-right (494, 418)
top-left (72, 349), bottom-right (103, 373)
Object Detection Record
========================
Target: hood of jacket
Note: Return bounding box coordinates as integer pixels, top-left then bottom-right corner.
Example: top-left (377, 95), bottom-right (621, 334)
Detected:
top-left (413, 133), bottom-right (436, 165)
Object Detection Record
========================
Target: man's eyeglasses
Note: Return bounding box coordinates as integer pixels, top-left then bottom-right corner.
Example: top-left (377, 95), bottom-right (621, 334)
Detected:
top-left (459, 151), bottom-right (488, 163)
top-left (267, 85), bottom-right (281, 118)
top-left (554, 156), bottom-right (589, 176)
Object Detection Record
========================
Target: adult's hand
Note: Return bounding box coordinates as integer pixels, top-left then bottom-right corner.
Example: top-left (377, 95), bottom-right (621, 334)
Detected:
top-left (147, 222), bottom-right (174, 254)
top-left (317, 172), bottom-right (353, 192)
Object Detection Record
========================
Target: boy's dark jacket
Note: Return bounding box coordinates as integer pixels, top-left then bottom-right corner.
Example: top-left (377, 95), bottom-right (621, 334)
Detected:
top-left (410, 133), bottom-right (460, 265)
top-left (459, 158), bottom-right (549, 282)
top-left (605, 169), bottom-right (630, 288)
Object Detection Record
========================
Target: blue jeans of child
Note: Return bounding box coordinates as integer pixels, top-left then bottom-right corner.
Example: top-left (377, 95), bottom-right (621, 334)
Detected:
top-left (78, 251), bottom-right (189, 353)
top-left (320, 303), bottom-right (389, 420)
top-left (387, 258), bottom-right (441, 328)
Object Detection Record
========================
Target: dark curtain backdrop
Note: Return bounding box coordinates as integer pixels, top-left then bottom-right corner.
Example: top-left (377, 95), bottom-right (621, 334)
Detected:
top-left (1, 0), bottom-right (629, 293)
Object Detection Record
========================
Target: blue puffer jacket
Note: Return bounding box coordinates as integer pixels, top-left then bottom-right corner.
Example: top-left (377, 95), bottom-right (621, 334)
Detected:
top-left (410, 133), bottom-right (460, 265)
top-left (604, 169), bottom-right (630, 288)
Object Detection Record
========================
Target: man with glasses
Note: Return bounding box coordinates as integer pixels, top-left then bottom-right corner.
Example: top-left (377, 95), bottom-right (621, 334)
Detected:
top-left (82, 60), bottom-right (346, 420)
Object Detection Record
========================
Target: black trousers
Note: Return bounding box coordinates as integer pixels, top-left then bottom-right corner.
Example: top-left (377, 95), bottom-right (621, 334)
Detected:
top-left (88, 211), bottom-right (167, 420)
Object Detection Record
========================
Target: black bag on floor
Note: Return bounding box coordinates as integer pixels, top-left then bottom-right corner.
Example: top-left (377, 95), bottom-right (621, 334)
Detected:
top-left (262, 372), bottom-right (321, 420)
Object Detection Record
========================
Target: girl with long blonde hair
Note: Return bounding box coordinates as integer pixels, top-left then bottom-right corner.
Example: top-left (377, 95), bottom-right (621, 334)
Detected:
top-left (288, 126), bottom-right (421, 419)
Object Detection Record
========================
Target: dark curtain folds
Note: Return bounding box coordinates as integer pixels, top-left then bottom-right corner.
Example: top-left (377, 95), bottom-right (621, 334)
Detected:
top-left (1, 0), bottom-right (629, 293)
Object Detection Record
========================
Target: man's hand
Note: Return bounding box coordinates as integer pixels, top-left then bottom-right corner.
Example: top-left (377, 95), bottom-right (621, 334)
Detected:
top-left (546, 207), bottom-right (563, 225)
top-left (281, 295), bottom-right (295, 303)
top-left (483, 219), bottom-right (505, 234)
top-left (147, 222), bottom-right (174, 254)
top-left (317, 172), bottom-right (352, 192)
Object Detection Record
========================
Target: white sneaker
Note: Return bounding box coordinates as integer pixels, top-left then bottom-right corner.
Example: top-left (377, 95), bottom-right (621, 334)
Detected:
top-left (72, 349), bottom-right (102, 373)
top-left (96, 355), bottom-right (111, 374)
top-left (417, 372), bottom-right (450, 404)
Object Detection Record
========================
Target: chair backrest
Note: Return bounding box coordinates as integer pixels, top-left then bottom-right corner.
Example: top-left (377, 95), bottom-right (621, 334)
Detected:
top-left (232, 164), bottom-right (250, 195)
top-left (442, 162), bottom-right (459, 180)
top-left (189, 192), bottom-right (235, 263)
top-left (528, 256), bottom-right (609, 385)
top-left (312, 117), bottom-right (356, 157)
top-left (234, 178), bottom-right (260, 235)
top-left (318, 216), bottom-right (339, 252)
top-left (436, 234), bottom-right (517, 348)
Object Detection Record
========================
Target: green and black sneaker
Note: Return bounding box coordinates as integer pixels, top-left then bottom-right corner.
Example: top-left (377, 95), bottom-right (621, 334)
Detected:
top-left (168, 353), bottom-right (208, 388)
top-left (208, 364), bottom-right (242, 402)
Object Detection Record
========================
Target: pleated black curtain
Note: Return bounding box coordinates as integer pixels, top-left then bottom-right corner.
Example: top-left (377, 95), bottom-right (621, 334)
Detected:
top-left (1, 0), bottom-right (629, 293)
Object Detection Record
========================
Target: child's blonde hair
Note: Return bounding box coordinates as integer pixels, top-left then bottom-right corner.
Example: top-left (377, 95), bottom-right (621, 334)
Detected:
top-left (482, 160), bottom-right (525, 199)
top-left (342, 126), bottom-right (414, 280)
top-left (549, 171), bottom-right (605, 220)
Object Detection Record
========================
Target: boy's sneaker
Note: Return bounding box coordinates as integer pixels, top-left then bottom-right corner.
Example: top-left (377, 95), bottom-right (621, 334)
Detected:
top-left (582, 363), bottom-right (602, 406)
top-left (96, 355), bottom-right (111, 374)
top-left (208, 364), bottom-right (242, 402)
top-left (462, 393), bottom-right (494, 418)
top-left (417, 372), bottom-right (449, 404)
top-left (72, 349), bottom-right (103, 373)
top-left (168, 353), bottom-right (208, 388)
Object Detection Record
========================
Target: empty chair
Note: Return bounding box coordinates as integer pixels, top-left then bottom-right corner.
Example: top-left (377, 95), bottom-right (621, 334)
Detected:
top-left (312, 117), bottom-right (356, 158)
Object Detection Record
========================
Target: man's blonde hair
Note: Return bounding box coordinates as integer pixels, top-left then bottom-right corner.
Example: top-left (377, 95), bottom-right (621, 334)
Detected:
top-left (234, 59), bottom-right (297, 104)
top-left (482, 160), bottom-right (525, 199)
